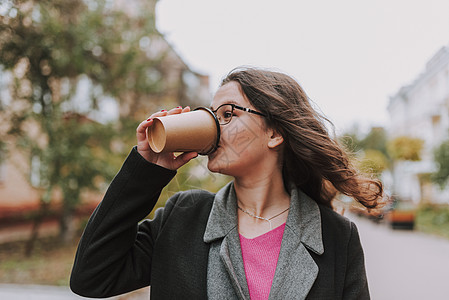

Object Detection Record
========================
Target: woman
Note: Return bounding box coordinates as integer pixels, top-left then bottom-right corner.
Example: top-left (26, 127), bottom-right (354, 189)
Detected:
top-left (70, 67), bottom-right (384, 299)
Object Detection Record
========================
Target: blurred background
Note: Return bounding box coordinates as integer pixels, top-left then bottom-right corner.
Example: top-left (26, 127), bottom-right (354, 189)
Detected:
top-left (0, 0), bottom-right (449, 299)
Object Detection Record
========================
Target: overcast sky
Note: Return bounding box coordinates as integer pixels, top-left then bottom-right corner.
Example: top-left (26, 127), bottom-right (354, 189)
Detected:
top-left (156, 0), bottom-right (449, 132)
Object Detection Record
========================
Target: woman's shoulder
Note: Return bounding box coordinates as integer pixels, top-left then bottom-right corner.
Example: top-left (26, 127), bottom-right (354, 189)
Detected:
top-left (318, 204), bottom-right (347, 221)
top-left (317, 204), bottom-right (356, 237)
top-left (166, 189), bottom-right (216, 210)
top-left (148, 189), bottom-right (215, 232)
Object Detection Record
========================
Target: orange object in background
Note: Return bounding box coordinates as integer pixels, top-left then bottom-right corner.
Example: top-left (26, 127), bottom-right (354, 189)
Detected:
top-left (385, 198), bottom-right (416, 230)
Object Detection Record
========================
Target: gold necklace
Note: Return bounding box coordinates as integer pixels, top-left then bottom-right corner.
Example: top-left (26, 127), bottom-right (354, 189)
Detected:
top-left (237, 206), bottom-right (290, 230)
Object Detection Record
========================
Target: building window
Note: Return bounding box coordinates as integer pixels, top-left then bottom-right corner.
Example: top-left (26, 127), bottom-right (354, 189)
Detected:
top-left (0, 159), bottom-right (5, 185)
top-left (432, 115), bottom-right (441, 125)
top-left (0, 144), bottom-right (6, 185)
top-left (30, 154), bottom-right (41, 187)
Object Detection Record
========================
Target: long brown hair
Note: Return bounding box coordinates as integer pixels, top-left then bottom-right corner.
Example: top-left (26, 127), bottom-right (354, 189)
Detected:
top-left (221, 66), bottom-right (384, 210)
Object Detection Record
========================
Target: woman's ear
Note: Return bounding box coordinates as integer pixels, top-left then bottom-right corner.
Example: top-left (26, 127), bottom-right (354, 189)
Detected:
top-left (267, 129), bottom-right (284, 149)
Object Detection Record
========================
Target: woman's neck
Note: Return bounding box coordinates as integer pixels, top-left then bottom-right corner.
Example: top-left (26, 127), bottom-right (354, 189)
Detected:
top-left (234, 169), bottom-right (290, 217)
top-left (234, 169), bottom-right (290, 238)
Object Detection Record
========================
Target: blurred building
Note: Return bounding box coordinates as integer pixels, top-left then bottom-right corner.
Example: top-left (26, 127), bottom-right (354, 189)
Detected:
top-left (0, 0), bottom-right (210, 220)
top-left (387, 44), bottom-right (449, 204)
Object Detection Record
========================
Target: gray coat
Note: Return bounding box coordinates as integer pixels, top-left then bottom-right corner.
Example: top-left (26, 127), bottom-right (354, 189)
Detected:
top-left (70, 147), bottom-right (370, 299)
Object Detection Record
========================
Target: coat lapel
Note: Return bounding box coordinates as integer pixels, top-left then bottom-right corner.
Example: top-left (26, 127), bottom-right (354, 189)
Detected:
top-left (219, 230), bottom-right (251, 300)
top-left (269, 186), bottom-right (324, 300)
top-left (204, 181), bottom-right (250, 300)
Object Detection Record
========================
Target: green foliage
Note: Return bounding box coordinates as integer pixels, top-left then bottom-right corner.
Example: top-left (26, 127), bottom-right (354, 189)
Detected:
top-left (432, 140), bottom-right (449, 188)
top-left (339, 126), bottom-right (390, 177)
top-left (387, 136), bottom-right (424, 161)
top-left (43, 116), bottom-right (119, 203)
top-left (0, 0), bottom-right (164, 240)
top-left (339, 132), bottom-right (362, 154)
top-left (0, 140), bottom-right (6, 164)
top-left (358, 127), bottom-right (388, 157)
top-left (416, 204), bottom-right (449, 240)
top-left (339, 126), bottom-right (388, 156)
top-left (0, 0), bottom-right (161, 98)
top-left (358, 149), bottom-right (388, 177)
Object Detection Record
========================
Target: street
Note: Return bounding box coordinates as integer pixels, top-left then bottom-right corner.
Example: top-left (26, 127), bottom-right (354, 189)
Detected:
top-left (0, 284), bottom-right (149, 300)
top-left (350, 214), bottom-right (449, 300)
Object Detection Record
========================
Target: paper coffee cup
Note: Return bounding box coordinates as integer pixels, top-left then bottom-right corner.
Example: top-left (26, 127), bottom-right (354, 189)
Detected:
top-left (146, 107), bottom-right (220, 155)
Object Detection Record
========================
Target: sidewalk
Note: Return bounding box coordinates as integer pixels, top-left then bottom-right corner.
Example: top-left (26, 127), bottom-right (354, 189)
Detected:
top-left (0, 284), bottom-right (149, 300)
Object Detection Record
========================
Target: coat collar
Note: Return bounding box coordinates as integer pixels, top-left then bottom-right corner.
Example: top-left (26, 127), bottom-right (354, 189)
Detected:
top-left (204, 181), bottom-right (324, 299)
top-left (203, 181), bottom-right (238, 243)
top-left (203, 181), bottom-right (324, 256)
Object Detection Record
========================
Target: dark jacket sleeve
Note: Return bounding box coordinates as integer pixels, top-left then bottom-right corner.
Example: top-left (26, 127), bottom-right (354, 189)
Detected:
top-left (342, 221), bottom-right (370, 299)
top-left (70, 147), bottom-right (177, 298)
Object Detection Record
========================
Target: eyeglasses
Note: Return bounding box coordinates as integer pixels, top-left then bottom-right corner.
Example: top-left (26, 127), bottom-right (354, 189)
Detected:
top-left (211, 103), bottom-right (266, 125)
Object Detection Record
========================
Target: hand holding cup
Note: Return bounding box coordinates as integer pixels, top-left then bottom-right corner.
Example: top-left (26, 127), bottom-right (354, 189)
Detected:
top-left (136, 106), bottom-right (198, 170)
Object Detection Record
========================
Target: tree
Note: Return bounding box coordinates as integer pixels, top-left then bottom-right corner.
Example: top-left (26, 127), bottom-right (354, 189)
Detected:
top-left (432, 140), bottom-right (449, 188)
top-left (339, 126), bottom-right (387, 154)
top-left (358, 127), bottom-right (388, 157)
top-left (0, 0), bottom-right (165, 249)
top-left (339, 126), bottom-right (389, 177)
top-left (339, 131), bottom-right (362, 154)
top-left (341, 127), bottom-right (426, 202)
top-left (387, 136), bottom-right (424, 161)
top-left (358, 149), bottom-right (388, 178)
top-left (385, 135), bottom-right (424, 198)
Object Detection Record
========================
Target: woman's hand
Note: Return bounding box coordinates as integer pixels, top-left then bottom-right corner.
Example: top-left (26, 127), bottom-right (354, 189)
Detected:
top-left (136, 106), bottom-right (198, 170)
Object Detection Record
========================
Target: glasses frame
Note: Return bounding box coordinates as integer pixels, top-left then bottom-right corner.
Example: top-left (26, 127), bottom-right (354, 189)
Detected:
top-left (212, 103), bottom-right (266, 125)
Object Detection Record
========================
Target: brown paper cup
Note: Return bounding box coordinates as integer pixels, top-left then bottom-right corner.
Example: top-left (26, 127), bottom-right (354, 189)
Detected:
top-left (146, 107), bottom-right (220, 155)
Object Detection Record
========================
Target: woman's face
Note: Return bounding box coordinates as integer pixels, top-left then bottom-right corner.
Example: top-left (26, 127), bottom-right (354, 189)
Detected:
top-left (207, 82), bottom-right (273, 177)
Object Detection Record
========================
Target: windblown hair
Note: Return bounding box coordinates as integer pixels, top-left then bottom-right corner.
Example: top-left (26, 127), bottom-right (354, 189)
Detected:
top-left (221, 66), bottom-right (384, 210)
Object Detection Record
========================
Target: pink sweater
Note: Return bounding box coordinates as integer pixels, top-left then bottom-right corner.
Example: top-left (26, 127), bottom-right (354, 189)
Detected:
top-left (239, 223), bottom-right (286, 300)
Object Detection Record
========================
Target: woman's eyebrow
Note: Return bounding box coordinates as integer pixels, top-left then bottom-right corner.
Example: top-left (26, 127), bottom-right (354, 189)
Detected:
top-left (225, 100), bottom-right (239, 105)
top-left (210, 100), bottom-right (240, 110)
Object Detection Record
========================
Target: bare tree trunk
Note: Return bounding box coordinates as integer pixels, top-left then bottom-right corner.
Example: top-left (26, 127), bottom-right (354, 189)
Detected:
top-left (25, 201), bottom-right (49, 257)
top-left (59, 202), bottom-right (76, 245)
